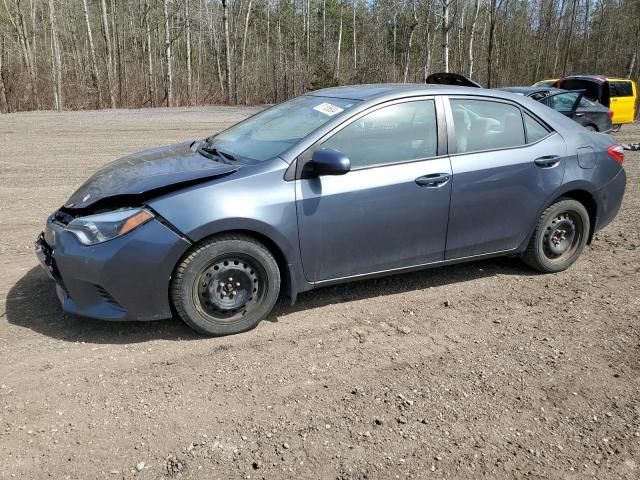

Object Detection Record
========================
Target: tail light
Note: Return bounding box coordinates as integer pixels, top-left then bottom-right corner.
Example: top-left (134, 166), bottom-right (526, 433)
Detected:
top-left (607, 144), bottom-right (624, 165)
top-left (607, 109), bottom-right (614, 118)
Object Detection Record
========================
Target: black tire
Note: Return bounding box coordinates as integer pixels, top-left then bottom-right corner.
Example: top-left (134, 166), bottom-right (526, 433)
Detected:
top-left (171, 234), bottom-right (280, 336)
top-left (522, 198), bottom-right (590, 273)
top-left (585, 124), bottom-right (598, 132)
top-left (612, 124), bottom-right (622, 132)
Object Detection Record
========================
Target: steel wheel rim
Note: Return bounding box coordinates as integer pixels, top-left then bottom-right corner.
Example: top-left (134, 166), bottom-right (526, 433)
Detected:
top-left (192, 255), bottom-right (266, 324)
top-left (541, 211), bottom-right (583, 263)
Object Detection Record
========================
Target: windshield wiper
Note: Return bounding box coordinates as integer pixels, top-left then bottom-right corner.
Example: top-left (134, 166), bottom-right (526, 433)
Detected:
top-left (196, 141), bottom-right (235, 163)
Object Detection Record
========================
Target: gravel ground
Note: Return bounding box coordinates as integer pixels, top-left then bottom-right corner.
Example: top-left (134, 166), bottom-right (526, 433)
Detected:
top-left (0, 108), bottom-right (638, 479)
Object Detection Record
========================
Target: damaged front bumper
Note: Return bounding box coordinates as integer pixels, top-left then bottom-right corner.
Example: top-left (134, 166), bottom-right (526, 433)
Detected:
top-left (35, 214), bottom-right (191, 321)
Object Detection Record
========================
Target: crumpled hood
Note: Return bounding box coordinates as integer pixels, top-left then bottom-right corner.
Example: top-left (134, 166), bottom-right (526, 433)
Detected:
top-left (64, 141), bottom-right (238, 209)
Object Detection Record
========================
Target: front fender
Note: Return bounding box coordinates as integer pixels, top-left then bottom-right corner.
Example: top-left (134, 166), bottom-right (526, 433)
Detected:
top-left (146, 159), bottom-right (311, 301)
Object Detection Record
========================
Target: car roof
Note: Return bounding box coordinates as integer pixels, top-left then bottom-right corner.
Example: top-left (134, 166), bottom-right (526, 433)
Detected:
top-left (308, 83), bottom-right (521, 102)
top-left (499, 87), bottom-right (566, 95)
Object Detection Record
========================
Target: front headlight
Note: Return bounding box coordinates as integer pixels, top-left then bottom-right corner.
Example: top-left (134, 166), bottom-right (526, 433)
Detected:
top-left (65, 208), bottom-right (154, 245)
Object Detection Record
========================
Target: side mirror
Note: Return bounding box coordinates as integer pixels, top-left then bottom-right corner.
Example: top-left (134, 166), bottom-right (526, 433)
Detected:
top-left (303, 148), bottom-right (351, 178)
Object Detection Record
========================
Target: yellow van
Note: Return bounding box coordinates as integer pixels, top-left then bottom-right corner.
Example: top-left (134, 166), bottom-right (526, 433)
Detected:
top-left (555, 76), bottom-right (637, 128)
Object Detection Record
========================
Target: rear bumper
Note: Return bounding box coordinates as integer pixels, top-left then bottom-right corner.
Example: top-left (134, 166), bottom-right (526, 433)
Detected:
top-left (35, 217), bottom-right (190, 321)
top-left (593, 168), bottom-right (626, 233)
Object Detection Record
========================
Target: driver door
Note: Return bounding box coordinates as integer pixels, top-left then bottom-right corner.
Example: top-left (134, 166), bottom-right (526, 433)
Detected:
top-left (295, 98), bottom-right (452, 282)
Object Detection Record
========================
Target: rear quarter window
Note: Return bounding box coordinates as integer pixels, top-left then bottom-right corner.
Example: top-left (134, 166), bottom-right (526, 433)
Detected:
top-left (523, 112), bottom-right (551, 143)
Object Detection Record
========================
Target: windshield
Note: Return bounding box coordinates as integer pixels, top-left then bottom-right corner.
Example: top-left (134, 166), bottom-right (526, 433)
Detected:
top-left (206, 95), bottom-right (360, 162)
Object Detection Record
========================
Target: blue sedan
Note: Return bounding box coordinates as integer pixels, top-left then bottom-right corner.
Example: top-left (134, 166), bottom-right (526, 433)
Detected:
top-left (36, 84), bottom-right (627, 335)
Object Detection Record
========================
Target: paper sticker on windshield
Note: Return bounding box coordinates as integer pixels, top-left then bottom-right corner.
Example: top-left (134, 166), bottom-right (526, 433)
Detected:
top-left (313, 102), bottom-right (344, 116)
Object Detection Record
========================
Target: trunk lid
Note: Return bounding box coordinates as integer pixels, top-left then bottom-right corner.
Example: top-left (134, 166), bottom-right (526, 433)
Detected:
top-left (425, 72), bottom-right (483, 88)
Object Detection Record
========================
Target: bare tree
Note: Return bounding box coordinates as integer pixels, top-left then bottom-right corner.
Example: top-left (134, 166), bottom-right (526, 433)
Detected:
top-left (353, 0), bottom-right (357, 69)
top-left (404, 0), bottom-right (418, 82)
top-left (467, 0), bottom-right (480, 79)
top-left (0, 35), bottom-right (9, 113)
top-left (440, 0), bottom-right (457, 72)
top-left (240, 0), bottom-right (253, 104)
top-left (81, 0), bottom-right (101, 108)
top-left (2, 0), bottom-right (38, 108)
top-left (47, 0), bottom-right (63, 111)
top-left (335, 2), bottom-right (343, 79)
top-left (185, 0), bottom-right (193, 105)
top-left (162, 0), bottom-right (173, 107)
top-left (222, 0), bottom-right (233, 104)
top-left (100, 0), bottom-right (116, 108)
top-left (144, 0), bottom-right (155, 107)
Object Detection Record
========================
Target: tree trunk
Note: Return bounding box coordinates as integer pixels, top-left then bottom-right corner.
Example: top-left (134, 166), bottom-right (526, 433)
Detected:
top-left (145, 0), bottom-right (155, 107)
top-left (48, 0), bottom-right (63, 111)
top-left (561, 0), bottom-right (578, 78)
top-left (241, 0), bottom-right (253, 104)
top-left (352, 0), bottom-right (357, 70)
top-left (222, 0), bottom-right (233, 104)
top-left (392, 14), bottom-right (397, 81)
top-left (334, 3), bottom-right (343, 79)
top-left (100, 0), bottom-right (117, 108)
top-left (162, 0), bottom-right (173, 106)
top-left (467, 0), bottom-right (480, 79)
top-left (322, 0), bottom-right (326, 65)
top-left (185, 0), bottom-right (192, 105)
top-left (552, 0), bottom-right (567, 75)
top-left (441, 0), bottom-right (452, 73)
top-left (0, 35), bottom-right (9, 113)
top-left (208, 2), bottom-right (225, 99)
top-left (487, 0), bottom-right (498, 88)
top-left (81, 0), bottom-right (101, 108)
top-left (404, 2), bottom-right (418, 83)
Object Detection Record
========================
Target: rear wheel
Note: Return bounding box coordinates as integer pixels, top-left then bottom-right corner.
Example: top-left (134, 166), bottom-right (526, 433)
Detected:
top-left (612, 124), bottom-right (622, 132)
top-left (585, 124), bottom-right (598, 132)
top-left (522, 199), bottom-right (590, 273)
top-left (171, 234), bottom-right (280, 336)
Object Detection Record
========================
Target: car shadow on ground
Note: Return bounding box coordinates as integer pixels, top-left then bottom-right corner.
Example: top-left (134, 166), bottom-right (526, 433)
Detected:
top-left (5, 258), bottom-right (536, 344)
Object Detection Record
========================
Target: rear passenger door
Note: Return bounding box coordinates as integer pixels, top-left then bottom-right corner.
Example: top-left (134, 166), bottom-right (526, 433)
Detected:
top-left (444, 97), bottom-right (567, 259)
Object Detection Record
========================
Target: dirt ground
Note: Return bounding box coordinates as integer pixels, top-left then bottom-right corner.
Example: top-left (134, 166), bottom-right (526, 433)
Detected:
top-left (0, 108), bottom-right (638, 480)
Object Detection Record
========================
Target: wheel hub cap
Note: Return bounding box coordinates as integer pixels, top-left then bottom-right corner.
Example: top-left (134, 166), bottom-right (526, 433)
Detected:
top-left (544, 214), bottom-right (576, 257)
top-left (196, 258), bottom-right (260, 319)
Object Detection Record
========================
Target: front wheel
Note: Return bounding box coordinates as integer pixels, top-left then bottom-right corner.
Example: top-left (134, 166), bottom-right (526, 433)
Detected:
top-left (522, 199), bottom-right (590, 273)
top-left (171, 234), bottom-right (281, 336)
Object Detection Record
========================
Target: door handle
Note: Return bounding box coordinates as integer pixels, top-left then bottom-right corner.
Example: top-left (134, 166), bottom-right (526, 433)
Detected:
top-left (575, 112), bottom-right (584, 117)
top-left (534, 155), bottom-right (561, 168)
top-left (415, 173), bottom-right (450, 187)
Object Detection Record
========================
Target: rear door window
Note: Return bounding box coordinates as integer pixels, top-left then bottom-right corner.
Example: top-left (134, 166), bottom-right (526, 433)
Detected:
top-left (450, 99), bottom-right (525, 153)
top-left (610, 81), bottom-right (633, 97)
